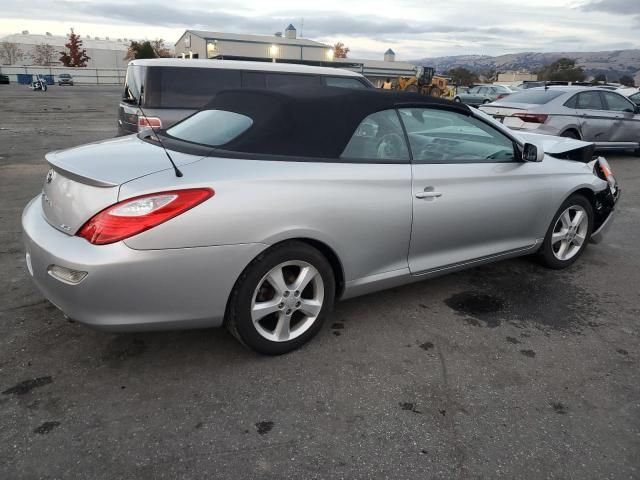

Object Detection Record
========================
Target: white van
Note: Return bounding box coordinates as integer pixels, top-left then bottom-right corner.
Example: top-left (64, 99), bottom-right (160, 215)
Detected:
top-left (118, 59), bottom-right (373, 135)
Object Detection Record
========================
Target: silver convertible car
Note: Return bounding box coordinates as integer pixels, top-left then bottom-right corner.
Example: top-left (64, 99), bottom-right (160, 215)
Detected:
top-left (23, 88), bottom-right (619, 354)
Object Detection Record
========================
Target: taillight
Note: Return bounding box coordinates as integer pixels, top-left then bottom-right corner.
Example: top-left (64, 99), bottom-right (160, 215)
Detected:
top-left (496, 94), bottom-right (508, 100)
top-left (77, 188), bottom-right (214, 245)
top-left (513, 113), bottom-right (548, 124)
top-left (138, 116), bottom-right (162, 130)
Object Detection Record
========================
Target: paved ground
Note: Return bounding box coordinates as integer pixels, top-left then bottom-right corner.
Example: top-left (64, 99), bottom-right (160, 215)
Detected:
top-left (0, 84), bottom-right (639, 479)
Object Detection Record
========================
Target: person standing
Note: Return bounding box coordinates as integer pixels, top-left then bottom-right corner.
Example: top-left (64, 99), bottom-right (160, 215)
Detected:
top-left (382, 78), bottom-right (393, 90)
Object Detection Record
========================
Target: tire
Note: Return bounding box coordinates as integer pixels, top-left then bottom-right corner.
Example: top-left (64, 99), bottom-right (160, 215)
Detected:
top-left (226, 241), bottom-right (335, 355)
top-left (454, 97), bottom-right (462, 103)
top-left (482, 99), bottom-right (490, 104)
top-left (537, 194), bottom-right (593, 269)
top-left (561, 130), bottom-right (579, 140)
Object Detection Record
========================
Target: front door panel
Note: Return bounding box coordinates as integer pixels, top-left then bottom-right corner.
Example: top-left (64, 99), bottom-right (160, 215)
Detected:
top-left (409, 162), bottom-right (550, 274)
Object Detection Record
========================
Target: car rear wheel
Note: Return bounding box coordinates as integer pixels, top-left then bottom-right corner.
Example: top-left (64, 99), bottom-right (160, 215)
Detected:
top-left (454, 97), bottom-right (462, 103)
top-left (483, 99), bottom-right (490, 104)
top-left (537, 194), bottom-right (593, 269)
top-left (226, 241), bottom-right (335, 355)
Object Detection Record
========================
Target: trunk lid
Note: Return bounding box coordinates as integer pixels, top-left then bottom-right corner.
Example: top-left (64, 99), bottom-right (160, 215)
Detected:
top-left (479, 102), bottom-right (536, 116)
top-left (42, 135), bottom-right (202, 235)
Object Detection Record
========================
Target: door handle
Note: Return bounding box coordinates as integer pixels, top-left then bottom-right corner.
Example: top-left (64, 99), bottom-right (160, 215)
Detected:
top-left (415, 191), bottom-right (442, 199)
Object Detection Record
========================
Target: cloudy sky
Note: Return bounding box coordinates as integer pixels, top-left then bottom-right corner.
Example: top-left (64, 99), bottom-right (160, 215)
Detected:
top-left (1, 0), bottom-right (638, 60)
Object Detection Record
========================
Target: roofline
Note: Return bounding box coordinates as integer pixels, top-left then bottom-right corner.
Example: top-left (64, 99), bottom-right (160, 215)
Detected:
top-left (127, 58), bottom-right (364, 77)
top-left (184, 29), bottom-right (328, 48)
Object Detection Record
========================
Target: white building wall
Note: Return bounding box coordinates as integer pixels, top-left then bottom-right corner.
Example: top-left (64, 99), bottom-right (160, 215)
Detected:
top-left (0, 33), bottom-right (129, 69)
top-left (174, 31), bottom-right (329, 62)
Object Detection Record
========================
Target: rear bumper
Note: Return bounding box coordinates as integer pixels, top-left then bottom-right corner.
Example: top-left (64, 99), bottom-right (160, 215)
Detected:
top-left (22, 196), bottom-right (266, 332)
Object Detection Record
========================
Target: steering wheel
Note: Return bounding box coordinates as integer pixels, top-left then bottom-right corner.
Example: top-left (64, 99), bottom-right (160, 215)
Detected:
top-left (377, 133), bottom-right (405, 159)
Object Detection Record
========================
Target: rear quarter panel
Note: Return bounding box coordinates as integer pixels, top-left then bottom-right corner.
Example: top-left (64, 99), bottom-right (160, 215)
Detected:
top-left (119, 157), bottom-right (413, 283)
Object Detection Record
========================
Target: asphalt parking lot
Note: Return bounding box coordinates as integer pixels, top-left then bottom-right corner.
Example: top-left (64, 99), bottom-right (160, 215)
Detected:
top-left (1, 84), bottom-right (639, 479)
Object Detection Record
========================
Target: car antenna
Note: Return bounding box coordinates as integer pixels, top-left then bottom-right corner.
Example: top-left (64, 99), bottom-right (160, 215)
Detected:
top-left (138, 86), bottom-right (183, 178)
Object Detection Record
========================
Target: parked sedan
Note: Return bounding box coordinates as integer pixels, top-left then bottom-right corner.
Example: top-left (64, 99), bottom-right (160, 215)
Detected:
top-left (454, 85), bottom-right (514, 106)
top-left (23, 87), bottom-right (619, 354)
top-left (619, 87), bottom-right (640, 106)
top-left (480, 87), bottom-right (640, 153)
top-left (58, 73), bottom-right (74, 86)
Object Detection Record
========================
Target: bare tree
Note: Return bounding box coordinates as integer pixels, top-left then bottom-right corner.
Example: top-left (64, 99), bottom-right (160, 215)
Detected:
top-left (151, 39), bottom-right (172, 58)
top-left (0, 41), bottom-right (25, 65)
top-left (32, 43), bottom-right (57, 65)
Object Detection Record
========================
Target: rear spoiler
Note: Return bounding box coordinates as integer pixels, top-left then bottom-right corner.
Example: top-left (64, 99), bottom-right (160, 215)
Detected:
top-left (45, 152), bottom-right (118, 188)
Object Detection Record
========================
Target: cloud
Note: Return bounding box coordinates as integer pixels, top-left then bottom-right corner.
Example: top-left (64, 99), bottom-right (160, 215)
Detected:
top-left (1, 0), bottom-right (639, 58)
top-left (581, 0), bottom-right (640, 15)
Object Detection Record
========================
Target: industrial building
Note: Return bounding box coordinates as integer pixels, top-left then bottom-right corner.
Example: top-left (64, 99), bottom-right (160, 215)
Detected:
top-left (174, 25), bottom-right (417, 87)
top-left (0, 31), bottom-right (129, 69)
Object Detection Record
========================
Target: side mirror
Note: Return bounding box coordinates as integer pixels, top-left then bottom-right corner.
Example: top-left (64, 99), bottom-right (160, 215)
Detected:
top-left (523, 143), bottom-right (544, 162)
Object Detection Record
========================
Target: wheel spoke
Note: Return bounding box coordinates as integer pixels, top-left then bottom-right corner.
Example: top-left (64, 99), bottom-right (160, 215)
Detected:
top-left (273, 312), bottom-right (291, 340)
top-left (573, 233), bottom-right (585, 247)
top-left (251, 299), bottom-right (281, 323)
top-left (561, 211), bottom-right (572, 229)
top-left (572, 210), bottom-right (585, 228)
top-left (551, 230), bottom-right (566, 245)
top-left (556, 240), bottom-right (569, 260)
top-left (266, 268), bottom-right (288, 295)
top-left (291, 266), bottom-right (318, 293)
top-left (298, 299), bottom-right (322, 318)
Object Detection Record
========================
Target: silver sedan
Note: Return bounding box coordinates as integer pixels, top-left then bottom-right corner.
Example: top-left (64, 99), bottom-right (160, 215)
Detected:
top-left (480, 86), bottom-right (640, 153)
top-left (23, 87), bottom-right (619, 354)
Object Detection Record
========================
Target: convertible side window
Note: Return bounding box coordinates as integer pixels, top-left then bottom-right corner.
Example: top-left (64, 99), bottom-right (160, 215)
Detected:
top-left (398, 108), bottom-right (516, 164)
top-left (340, 110), bottom-right (410, 163)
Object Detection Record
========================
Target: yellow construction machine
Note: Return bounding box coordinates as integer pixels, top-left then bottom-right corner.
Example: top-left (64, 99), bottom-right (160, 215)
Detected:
top-left (395, 66), bottom-right (451, 98)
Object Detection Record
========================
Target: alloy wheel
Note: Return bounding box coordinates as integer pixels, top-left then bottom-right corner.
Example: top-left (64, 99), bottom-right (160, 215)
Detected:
top-left (251, 261), bottom-right (325, 342)
top-left (551, 205), bottom-right (589, 261)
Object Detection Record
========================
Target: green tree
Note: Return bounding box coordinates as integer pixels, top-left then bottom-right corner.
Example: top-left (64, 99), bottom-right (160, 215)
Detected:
top-left (125, 40), bottom-right (158, 60)
top-left (444, 67), bottom-right (479, 86)
top-left (59, 29), bottom-right (90, 67)
top-left (537, 58), bottom-right (585, 82)
top-left (593, 73), bottom-right (607, 83)
top-left (619, 75), bottom-right (635, 87)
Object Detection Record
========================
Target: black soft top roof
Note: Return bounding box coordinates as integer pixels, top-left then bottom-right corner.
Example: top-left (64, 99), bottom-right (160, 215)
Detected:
top-left (204, 86), bottom-right (471, 159)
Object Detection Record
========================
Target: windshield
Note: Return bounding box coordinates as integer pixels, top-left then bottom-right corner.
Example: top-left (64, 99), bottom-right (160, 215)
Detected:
top-left (166, 110), bottom-right (253, 147)
top-left (500, 89), bottom-right (564, 104)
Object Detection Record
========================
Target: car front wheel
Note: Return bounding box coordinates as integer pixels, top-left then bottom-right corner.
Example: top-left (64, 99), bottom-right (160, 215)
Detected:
top-left (537, 194), bottom-right (593, 269)
top-left (226, 241), bottom-right (335, 355)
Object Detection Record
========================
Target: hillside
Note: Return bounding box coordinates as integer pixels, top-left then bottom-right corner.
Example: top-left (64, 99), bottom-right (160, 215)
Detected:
top-left (414, 50), bottom-right (640, 82)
